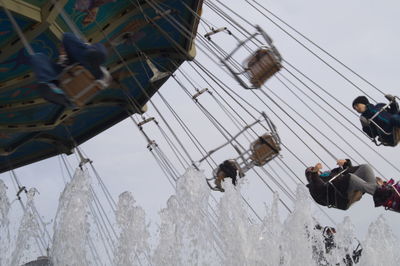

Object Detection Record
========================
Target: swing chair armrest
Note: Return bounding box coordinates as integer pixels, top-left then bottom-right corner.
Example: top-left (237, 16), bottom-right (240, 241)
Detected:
top-left (201, 119), bottom-right (261, 163)
top-left (367, 119), bottom-right (392, 135)
top-left (224, 32), bottom-right (259, 60)
top-left (204, 27), bottom-right (229, 39)
top-left (255, 25), bottom-right (273, 46)
top-left (369, 101), bottom-right (393, 121)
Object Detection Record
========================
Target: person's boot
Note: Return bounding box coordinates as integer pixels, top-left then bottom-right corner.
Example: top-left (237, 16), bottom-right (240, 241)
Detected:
top-left (214, 179), bottom-right (225, 192)
top-left (373, 185), bottom-right (393, 207)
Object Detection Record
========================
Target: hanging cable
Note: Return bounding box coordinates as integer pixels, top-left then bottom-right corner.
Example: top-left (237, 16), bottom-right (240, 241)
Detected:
top-left (223, 0), bottom-right (379, 102)
top-left (129, 0), bottom-right (344, 227)
top-left (60, 155), bottom-right (116, 265)
top-left (130, 2), bottom-right (302, 215)
top-left (83, 0), bottom-right (324, 237)
top-left (281, 64), bottom-right (400, 175)
top-left (274, 74), bottom-right (388, 178)
top-left (245, 0), bottom-right (386, 96)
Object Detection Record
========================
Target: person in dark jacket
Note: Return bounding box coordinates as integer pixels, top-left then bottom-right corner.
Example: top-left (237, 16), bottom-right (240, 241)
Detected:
top-left (305, 159), bottom-right (380, 210)
top-left (30, 32), bottom-right (110, 107)
top-left (313, 224), bottom-right (362, 265)
top-left (352, 95), bottom-right (400, 146)
top-left (214, 160), bottom-right (243, 192)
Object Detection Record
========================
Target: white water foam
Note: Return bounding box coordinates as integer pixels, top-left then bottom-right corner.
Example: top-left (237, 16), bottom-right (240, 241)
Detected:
top-left (51, 168), bottom-right (91, 265)
top-left (2, 167), bottom-right (399, 265)
top-left (113, 191), bottom-right (150, 266)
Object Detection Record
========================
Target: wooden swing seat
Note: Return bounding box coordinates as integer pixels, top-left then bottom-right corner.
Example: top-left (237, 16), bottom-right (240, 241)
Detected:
top-left (250, 133), bottom-right (280, 166)
top-left (247, 48), bottom-right (281, 88)
top-left (59, 65), bottom-right (106, 107)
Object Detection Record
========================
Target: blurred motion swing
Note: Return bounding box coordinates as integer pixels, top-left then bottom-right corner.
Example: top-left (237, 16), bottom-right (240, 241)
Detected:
top-left (206, 25), bottom-right (282, 89)
top-left (198, 112), bottom-right (281, 191)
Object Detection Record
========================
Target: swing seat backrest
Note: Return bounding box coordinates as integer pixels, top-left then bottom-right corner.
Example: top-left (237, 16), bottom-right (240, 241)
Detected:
top-left (246, 48), bottom-right (281, 88)
top-left (59, 65), bottom-right (106, 107)
top-left (250, 133), bottom-right (280, 167)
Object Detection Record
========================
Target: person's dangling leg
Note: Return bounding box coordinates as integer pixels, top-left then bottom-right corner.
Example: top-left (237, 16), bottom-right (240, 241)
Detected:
top-left (30, 53), bottom-right (61, 83)
top-left (231, 176), bottom-right (237, 186)
top-left (83, 42), bottom-right (108, 79)
top-left (214, 171), bottom-right (226, 192)
top-left (347, 174), bottom-right (378, 196)
top-left (30, 53), bottom-right (71, 107)
top-left (352, 164), bottom-right (376, 184)
top-left (62, 32), bottom-right (108, 79)
top-left (62, 32), bottom-right (88, 65)
top-left (346, 164), bottom-right (378, 196)
top-left (36, 83), bottom-right (72, 107)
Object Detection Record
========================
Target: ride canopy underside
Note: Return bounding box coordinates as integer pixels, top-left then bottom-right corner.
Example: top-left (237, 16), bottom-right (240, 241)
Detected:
top-left (0, 0), bottom-right (203, 173)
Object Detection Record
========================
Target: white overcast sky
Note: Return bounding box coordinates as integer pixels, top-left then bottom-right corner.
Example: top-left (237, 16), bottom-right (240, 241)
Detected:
top-left (1, 0), bottom-right (400, 244)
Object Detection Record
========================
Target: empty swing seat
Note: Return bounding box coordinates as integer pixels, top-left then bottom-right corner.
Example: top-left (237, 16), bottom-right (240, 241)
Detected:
top-left (250, 133), bottom-right (280, 166)
top-left (246, 48), bottom-right (281, 88)
top-left (59, 65), bottom-right (107, 107)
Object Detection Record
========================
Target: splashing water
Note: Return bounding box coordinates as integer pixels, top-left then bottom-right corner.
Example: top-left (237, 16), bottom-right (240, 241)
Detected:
top-left (216, 183), bottom-right (259, 265)
top-left (0, 179), bottom-right (10, 265)
top-left (10, 189), bottom-right (42, 266)
top-left (113, 191), bottom-right (150, 266)
top-left (154, 167), bottom-right (218, 265)
top-left (0, 179), bottom-right (9, 227)
top-left (361, 215), bottom-right (400, 266)
top-left (51, 168), bottom-right (91, 265)
top-left (2, 167), bottom-right (399, 265)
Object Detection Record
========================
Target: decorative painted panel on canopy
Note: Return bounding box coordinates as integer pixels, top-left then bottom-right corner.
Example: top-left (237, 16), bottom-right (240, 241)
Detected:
top-left (0, 0), bottom-right (203, 173)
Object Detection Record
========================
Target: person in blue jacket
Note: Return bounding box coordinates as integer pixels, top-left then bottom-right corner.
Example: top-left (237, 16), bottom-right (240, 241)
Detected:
top-left (352, 95), bottom-right (400, 146)
top-left (30, 32), bottom-right (109, 107)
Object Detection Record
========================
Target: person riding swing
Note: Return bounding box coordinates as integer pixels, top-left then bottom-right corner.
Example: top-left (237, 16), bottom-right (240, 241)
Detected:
top-left (305, 159), bottom-right (381, 210)
top-left (352, 95), bottom-right (400, 146)
top-left (213, 160), bottom-right (244, 192)
top-left (29, 32), bottom-right (111, 107)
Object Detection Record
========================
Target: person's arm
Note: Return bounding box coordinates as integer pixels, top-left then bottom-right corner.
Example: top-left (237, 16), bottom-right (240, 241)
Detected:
top-left (360, 116), bottom-right (375, 138)
top-left (305, 163), bottom-right (325, 186)
top-left (337, 159), bottom-right (352, 168)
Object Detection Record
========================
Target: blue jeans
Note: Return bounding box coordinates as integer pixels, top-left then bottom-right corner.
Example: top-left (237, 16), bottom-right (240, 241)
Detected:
top-left (30, 32), bottom-right (107, 82)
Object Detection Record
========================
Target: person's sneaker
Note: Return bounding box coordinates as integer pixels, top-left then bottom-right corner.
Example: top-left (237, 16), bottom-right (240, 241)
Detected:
top-left (96, 66), bottom-right (111, 88)
top-left (214, 181), bottom-right (224, 192)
